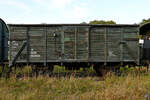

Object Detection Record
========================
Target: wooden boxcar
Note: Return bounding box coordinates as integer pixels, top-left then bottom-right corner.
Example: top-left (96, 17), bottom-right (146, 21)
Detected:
top-left (8, 24), bottom-right (139, 73)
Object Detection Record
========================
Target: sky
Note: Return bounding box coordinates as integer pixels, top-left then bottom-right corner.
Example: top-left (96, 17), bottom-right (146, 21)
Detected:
top-left (0, 0), bottom-right (150, 24)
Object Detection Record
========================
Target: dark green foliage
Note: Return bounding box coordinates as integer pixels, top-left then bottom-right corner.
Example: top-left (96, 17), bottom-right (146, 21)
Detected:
top-left (80, 22), bottom-right (87, 24)
top-left (89, 20), bottom-right (116, 24)
top-left (140, 18), bottom-right (150, 25)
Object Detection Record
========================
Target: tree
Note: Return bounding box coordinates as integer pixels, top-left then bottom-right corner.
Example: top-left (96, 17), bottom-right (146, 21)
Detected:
top-left (89, 20), bottom-right (116, 24)
top-left (140, 18), bottom-right (150, 25)
top-left (80, 22), bottom-right (87, 24)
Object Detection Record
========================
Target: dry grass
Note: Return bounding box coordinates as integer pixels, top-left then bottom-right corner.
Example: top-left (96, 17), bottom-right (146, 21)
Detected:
top-left (0, 66), bottom-right (150, 100)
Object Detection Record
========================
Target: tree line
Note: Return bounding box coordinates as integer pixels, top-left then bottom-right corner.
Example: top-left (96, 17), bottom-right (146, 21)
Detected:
top-left (81, 18), bottom-right (150, 25)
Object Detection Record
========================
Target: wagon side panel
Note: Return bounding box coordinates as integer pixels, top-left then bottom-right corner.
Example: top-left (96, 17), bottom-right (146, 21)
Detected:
top-left (29, 27), bottom-right (46, 62)
top-left (90, 27), bottom-right (105, 62)
top-left (47, 26), bottom-right (62, 61)
top-left (9, 26), bottom-right (27, 63)
top-left (107, 27), bottom-right (121, 62)
top-left (76, 26), bottom-right (89, 60)
top-left (122, 26), bottom-right (139, 63)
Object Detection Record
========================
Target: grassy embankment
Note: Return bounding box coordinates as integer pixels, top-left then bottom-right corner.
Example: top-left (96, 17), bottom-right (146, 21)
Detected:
top-left (0, 66), bottom-right (149, 100)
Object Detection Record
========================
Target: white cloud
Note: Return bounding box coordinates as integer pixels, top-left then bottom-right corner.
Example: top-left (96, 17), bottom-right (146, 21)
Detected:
top-left (32, 0), bottom-right (49, 4)
top-left (0, 0), bottom-right (30, 11)
top-left (0, 0), bottom-right (90, 24)
top-left (33, 0), bottom-right (74, 8)
top-left (31, 0), bottom-right (90, 23)
top-left (51, 0), bottom-right (74, 8)
top-left (0, 0), bottom-right (33, 24)
top-left (71, 6), bottom-right (89, 19)
top-left (32, 0), bottom-right (90, 20)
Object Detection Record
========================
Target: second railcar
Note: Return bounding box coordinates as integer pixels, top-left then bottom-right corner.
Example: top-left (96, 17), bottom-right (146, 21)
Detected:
top-left (0, 18), bottom-right (8, 63)
top-left (8, 24), bottom-right (139, 72)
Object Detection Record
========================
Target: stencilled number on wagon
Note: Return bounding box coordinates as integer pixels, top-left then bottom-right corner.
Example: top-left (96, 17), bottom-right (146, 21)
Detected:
top-left (30, 48), bottom-right (41, 58)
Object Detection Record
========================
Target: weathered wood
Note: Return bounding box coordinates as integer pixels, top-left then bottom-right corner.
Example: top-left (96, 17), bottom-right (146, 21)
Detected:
top-left (8, 24), bottom-right (139, 65)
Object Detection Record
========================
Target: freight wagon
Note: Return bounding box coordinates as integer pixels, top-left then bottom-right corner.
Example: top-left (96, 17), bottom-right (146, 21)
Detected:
top-left (8, 23), bottom-right (140, 74)
top-left (0, 18), bottom-right (150, 75)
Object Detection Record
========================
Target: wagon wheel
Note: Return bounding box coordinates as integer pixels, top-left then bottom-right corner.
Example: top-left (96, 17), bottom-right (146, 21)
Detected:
top-left (43, 65), bottom-right (54, 76)
top-left (31, 65), bottom-right (39, 77)
top-left (94, 65), bottom-right (103, 76)
top-left (94, 65), bottom-right (111, 76)
top-left (31, 65), bottom-right (44, 77)
top-left (65, 66), bottom-right (73, 70)
top-left (65, 64), bottom-right (80, 70)
top-left (113, 66), bottom-right (121, 76)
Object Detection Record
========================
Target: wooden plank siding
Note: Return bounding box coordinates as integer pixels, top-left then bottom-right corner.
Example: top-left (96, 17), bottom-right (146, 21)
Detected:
top-left (8, 24), bottom-right (139, 64)
top-left (90, 27), bottom-right (105, 61)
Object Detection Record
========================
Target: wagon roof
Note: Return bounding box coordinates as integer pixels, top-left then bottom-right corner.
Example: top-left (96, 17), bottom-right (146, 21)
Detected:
top-left (7, 24), bottom-right (139, 27)
top-left (0, 18), bottom-right (8, 31)
top-left (0, 18), bottom-right (7, 26)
